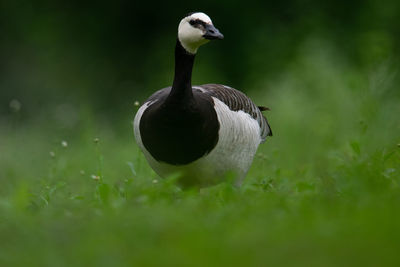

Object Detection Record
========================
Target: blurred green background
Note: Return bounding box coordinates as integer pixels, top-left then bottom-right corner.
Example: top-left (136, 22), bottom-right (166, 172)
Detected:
top-left (1, 0), bottom-right (399, 118)
top-left (1, 1), bottom-right (400, 266)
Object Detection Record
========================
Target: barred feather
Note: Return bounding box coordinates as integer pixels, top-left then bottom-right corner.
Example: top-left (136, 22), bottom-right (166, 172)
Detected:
top-left (193, 84), bottom-right (272, 141)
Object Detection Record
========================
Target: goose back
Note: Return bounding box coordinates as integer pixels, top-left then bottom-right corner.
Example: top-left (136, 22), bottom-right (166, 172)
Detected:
top-left (145, 84), bottom-right (272, 141)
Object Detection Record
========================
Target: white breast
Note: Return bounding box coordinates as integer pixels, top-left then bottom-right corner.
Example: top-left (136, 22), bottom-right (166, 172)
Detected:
top-left (133, 98), bottom-right (262, 187)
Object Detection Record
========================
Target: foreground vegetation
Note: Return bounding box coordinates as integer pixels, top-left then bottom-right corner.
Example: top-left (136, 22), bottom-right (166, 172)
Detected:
top-left (1, 45), bottom-right (400, 266)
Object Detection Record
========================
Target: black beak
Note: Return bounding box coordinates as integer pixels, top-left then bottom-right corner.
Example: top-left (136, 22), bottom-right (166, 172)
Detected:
top-left (203, 24), bottom-right (224, 40)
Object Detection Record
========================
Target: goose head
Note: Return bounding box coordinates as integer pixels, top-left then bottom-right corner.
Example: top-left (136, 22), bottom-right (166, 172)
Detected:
top-left (178, 12), bottom-right (224, 54)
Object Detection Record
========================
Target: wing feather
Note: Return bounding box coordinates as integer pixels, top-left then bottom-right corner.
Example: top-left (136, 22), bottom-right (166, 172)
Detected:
top-left (194, 84), bottom-right (272, 141)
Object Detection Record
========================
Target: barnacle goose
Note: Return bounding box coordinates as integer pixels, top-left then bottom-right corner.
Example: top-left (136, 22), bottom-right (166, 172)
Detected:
top-left (134, 12), bottom-right (272, 187)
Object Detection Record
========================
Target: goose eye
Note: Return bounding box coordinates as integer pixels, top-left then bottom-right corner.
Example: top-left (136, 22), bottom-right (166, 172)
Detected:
top-left (189, 19), bottom-right (207, 29)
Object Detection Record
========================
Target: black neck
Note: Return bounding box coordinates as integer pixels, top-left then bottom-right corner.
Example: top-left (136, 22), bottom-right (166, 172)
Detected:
top-left (167, 39), bottom-right (196, 102)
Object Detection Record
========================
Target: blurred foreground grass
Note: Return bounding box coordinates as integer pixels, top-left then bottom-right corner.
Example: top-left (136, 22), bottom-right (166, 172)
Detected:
top-left (1, 41), bottom-right (400, 266)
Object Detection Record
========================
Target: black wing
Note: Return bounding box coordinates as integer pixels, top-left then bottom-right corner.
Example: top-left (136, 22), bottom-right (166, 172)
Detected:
top-left (194, 84), bottom-right (272, 141)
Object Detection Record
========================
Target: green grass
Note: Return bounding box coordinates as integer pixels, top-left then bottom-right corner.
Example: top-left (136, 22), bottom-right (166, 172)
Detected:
top-left (1, 44), bottom-right (400, 266)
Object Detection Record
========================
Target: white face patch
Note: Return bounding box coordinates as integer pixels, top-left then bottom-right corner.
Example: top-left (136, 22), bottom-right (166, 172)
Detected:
top-left (178, 12), bottom-right (213, 54)
top-left (190, 12), bottom-right (212, 24)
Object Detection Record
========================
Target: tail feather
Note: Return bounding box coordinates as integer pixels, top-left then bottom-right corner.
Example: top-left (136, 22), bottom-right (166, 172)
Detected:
top-left (258, 106), bottom-right (270, 111)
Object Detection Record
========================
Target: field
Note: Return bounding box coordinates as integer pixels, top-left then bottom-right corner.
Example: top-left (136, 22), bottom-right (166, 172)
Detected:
top-left (1, 41), bottom-right (400, 266)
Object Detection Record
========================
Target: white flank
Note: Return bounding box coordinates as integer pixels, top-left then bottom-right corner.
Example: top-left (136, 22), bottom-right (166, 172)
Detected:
top-left (133, 101), bottom-right (152, 157)
top-left (133, 98), bottom-right (262, 187)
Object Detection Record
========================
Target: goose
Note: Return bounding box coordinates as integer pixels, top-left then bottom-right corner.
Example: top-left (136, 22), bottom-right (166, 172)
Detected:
top-left (134, 12), bottom-right (272, 187)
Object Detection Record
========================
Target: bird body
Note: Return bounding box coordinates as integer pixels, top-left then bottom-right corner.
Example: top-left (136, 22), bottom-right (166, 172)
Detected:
top-left (134, 12), bottom-right (272, 187)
